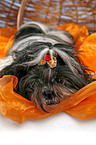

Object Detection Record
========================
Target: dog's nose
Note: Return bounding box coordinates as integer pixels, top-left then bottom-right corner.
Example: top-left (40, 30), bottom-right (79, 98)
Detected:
top-left (43, 89), bottom-right (54, 100)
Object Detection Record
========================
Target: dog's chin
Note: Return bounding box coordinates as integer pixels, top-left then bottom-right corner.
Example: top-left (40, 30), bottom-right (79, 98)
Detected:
top-left (42, 95), bottom-right (61, 112)
top-left (30, 94), bottom-right (56, 112)
top-left (31, 94), bottom-right (69, 113)
top-left (41, 99), bottom-right (59, 113)
top-left (30, 85), bottom-right (75, 113)
top-left (31, 95), bottom-right (61, 113)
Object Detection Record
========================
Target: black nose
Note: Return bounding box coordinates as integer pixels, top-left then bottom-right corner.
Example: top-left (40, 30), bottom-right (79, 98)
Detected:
top-left (43, 89), bottom-right (54, 100)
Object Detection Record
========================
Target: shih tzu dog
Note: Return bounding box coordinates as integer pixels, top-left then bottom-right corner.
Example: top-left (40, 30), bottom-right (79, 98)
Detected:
top-left (0, 21), bottom-right (93, 112)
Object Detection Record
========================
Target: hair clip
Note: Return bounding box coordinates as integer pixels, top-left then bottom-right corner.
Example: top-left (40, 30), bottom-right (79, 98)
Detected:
top-left (39, 54), bottom-right (57, 68)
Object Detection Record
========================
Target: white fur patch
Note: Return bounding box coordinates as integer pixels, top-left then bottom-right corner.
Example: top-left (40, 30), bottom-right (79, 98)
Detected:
top-left (0, 56), bottom-right (14, 71)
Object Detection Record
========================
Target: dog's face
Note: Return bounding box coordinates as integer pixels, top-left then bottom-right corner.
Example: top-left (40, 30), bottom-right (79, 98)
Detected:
top-left (0, 22), bottom-right (91, 112)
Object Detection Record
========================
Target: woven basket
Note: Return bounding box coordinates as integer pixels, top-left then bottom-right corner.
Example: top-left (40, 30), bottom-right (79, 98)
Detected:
top-left (0, 0), bottom-right (96, 33)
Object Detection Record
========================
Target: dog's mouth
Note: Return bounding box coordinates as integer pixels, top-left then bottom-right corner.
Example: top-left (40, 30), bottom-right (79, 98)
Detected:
top-left (30, 89), bottom-right (62, 112)
top-left (30, 85), bottom-right (75, 112)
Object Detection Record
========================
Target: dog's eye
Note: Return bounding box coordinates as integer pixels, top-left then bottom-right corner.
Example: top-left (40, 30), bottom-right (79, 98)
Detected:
top-left (57, 79), bottom-right (63, 84)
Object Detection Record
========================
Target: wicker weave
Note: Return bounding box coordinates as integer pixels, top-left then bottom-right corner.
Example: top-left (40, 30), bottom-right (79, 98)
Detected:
top-left (0, 0), bottom-right (96, 33)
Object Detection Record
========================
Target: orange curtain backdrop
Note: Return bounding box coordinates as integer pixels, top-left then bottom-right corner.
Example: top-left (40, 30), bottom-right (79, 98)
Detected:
top-left (0, 24), bottom-right (96, 123)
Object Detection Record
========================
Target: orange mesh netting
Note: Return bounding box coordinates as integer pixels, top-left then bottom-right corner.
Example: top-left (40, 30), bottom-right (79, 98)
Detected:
top-left (0, 24), bottom-right (96, 123)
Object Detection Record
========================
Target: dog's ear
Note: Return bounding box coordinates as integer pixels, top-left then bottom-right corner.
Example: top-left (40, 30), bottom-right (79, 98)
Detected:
top-left (15, 22), bottom-right (45, 40)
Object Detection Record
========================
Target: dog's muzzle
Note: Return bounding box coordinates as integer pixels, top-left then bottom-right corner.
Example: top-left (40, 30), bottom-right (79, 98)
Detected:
top-left (42, 87), bottom-right (57, 105)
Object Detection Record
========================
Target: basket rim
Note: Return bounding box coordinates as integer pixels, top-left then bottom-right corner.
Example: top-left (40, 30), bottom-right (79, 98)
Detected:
top-left (17, 0), bottom-right (28, 29)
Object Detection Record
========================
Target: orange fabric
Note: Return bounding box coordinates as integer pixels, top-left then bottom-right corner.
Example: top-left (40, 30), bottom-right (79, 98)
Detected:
top-left (58, 23), bottom-right (89, 49)
top-left (0, 25), bottom-right (96, 123)
top-left (78, 33), bottom-right (96, 74)
top-left (58, 24), bottom-right (96, 77)
top-left (0, 75), bottom-right (96, 123)
top-left (0, 27), bottom-right (16, 58)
